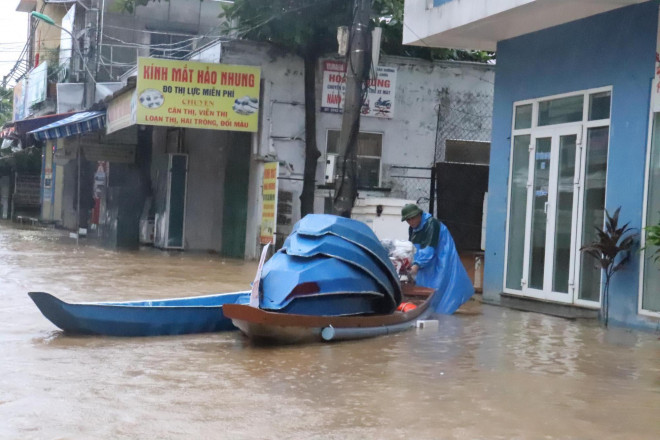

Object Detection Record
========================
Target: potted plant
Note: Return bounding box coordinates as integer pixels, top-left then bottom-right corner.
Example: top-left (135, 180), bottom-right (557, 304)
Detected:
top-left (643, 215), bottom-right (660, 264)
top-left (579, 207), bottom-right (637, 327)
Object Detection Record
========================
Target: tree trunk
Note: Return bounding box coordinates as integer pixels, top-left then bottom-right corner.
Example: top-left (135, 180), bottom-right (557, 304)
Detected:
top-left (299, 54), bottom-right (321, 217)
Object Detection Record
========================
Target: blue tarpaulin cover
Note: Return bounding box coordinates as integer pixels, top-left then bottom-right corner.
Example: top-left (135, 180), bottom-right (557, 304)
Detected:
top-left (282, 232), bottom-right (396, 303)
top-left (292, 214), bottom-right (401, 303)
top-left (260, 253), bottom-right (384, 306)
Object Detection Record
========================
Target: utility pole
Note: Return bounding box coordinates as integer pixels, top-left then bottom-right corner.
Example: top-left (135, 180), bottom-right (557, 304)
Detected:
top-left (332, 0), bottom-right (372, 217)
top-left (83, 1), bottom-right (101, 108)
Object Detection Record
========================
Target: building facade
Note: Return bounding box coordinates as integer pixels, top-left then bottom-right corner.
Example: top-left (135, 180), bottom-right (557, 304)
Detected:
top-left (9, 1), bottom-right (495, 264)
top-left (404, 0), bottom-right (660, 330)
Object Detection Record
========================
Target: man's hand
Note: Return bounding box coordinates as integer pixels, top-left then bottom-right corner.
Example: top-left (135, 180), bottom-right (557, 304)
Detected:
top-left (409, 264), bottom-right (419, 277)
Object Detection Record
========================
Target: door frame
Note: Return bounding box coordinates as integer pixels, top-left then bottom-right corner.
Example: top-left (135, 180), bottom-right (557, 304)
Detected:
top-left (503, 86), bottom-right (612, 307)
top-left (522, 125), bottom-right (582, 303)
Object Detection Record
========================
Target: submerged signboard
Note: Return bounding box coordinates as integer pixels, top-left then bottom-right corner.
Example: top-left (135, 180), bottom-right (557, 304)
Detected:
top-left (136, 57), bottom-right (261, 132)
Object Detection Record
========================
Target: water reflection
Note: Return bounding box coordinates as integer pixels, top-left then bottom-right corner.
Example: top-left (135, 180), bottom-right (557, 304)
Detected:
top-left (1, 223), bottom-right (659, 439)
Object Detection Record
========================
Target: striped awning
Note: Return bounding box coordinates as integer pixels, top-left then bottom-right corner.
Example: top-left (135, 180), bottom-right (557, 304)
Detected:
top-left (28, 111), bottom-right (106, 141)
top-left (14, 112), bottom-right (75, 136)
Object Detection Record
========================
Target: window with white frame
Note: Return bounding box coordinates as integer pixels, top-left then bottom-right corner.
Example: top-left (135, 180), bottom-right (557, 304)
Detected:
top-left (641, 113), bottom-right (660, 315)
top-left (326, 130), bottom-right (382, 188)
top-left (504, 88), bottom-right (611, 305)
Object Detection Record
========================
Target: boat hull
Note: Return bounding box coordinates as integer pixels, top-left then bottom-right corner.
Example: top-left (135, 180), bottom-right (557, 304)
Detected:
top-left (28, 291), bottom-right (249, 337)
top-left (224, 285), bottom-right (435, 344)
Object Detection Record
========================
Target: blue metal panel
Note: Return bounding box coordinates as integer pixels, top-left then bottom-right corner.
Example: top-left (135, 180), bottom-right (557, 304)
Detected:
top-left (487, 2), bottom-right (659, 328)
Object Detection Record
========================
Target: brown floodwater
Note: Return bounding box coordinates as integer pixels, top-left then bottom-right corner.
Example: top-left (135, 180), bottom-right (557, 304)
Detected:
top-left (1, 222), bottom-right (659, 439)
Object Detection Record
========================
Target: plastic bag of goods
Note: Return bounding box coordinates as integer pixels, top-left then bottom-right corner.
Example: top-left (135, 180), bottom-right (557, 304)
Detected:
top-left (386, 239), bottom-right (414, 275)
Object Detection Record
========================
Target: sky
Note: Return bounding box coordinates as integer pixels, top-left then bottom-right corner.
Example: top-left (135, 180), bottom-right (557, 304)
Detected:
top-left (0, 1), bottom-right (30, 87)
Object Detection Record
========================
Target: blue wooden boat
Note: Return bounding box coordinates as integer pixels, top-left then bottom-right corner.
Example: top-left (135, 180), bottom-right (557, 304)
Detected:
top-left (292, 214), bottom-right (401, 302)
top-left (28, 291), bottom-right (250, 337)
top-left (224, 284), bottom-right (436, 344)
top-left (282, 232), bottom-right (397, 306)
top-left (260, 253), bottom-right (389, 315)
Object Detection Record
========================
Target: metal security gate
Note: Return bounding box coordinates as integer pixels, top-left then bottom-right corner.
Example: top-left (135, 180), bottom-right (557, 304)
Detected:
top-left (388, 166), bottom-right (434, 213)
top-left (434, 162), bottom-right (489, 251)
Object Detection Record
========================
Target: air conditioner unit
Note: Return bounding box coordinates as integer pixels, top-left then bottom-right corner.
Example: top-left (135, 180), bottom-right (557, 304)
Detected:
top-left (325, 155), bottom-right (336, 184)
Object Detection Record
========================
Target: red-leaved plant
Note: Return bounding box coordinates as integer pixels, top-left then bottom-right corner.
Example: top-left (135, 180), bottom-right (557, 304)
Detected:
top-left (579, 207), bottom-right (637, 327)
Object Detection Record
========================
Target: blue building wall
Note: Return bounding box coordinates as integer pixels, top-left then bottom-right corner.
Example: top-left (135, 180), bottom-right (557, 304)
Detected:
top-left (486, 2), bottom-right (659, 329)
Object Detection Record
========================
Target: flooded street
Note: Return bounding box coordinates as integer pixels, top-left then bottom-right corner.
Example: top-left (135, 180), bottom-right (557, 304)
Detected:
top-left (1, 223), bottom-right (659, 440)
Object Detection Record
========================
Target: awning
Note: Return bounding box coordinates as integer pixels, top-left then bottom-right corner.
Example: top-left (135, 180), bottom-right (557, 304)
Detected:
top-left (28, 111), bottom-right (106, 141)
top-left (13, 112), bottom-right (75, 136)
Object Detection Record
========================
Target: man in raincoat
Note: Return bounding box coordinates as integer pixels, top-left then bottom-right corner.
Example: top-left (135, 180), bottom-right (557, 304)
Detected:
top-left (401, 204), bottom-right (474, 314)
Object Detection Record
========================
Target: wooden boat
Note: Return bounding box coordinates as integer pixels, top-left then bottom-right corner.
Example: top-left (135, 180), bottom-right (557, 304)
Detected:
top-left (223, 284), bottom-right (435, 344)
top-left (28, 290), bottom-right (250, 337)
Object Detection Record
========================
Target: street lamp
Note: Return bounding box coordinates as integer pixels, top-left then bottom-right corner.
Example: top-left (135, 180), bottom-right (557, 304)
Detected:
top-left (30, 11), bottom-right (95, 106)
top-left (31, 11), bottom-right (55, 25)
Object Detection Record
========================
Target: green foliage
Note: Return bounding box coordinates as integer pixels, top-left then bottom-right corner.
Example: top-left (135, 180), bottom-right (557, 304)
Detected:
top-left (110, 0), bottom-right (168, 14)
top-left (643, 216), bottom-right (660, 264)
top-left (42, 47), bottom-right (63, 82)
top-left (221, 0), bottom-right (352, 57)
top-left (579, 207), bottom-right (637, 326)
top-left (373, 0), bottom-right (493, 62)
top-left (113, 0), bottom-right (494, 62)
top-left (13, 148), bottom-right (42, 174)
top-left (0, 87), bottom-right (13, 127)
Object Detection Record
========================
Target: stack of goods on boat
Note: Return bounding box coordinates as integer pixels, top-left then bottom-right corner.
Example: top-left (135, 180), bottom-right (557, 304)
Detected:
top-left (259, 214), bottom-right (402, 316)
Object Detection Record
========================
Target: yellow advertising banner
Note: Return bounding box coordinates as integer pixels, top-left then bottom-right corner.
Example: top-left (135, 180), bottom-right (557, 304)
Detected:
top-left (136, 57), bottom-right (260, 132)
top-left (260, 162), bottom-right (279, 244)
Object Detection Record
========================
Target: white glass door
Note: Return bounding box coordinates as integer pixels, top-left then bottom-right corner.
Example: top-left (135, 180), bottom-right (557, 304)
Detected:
top-left (522, 126), bottom-right (581, 302)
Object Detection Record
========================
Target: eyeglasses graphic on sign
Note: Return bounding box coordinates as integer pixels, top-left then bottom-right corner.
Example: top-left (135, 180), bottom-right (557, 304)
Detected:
top-left (233, 96), bottom-right (258, 115)
top-left (139, 89), bottom-right (165, 109)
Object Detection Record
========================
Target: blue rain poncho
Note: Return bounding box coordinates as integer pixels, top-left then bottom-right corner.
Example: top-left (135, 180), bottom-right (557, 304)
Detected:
top-left (409, 212), bottom-right (474, 314)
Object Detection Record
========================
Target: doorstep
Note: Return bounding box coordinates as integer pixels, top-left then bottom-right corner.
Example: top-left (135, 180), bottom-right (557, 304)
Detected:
top-left (499, 293), bottom-right (599, 320)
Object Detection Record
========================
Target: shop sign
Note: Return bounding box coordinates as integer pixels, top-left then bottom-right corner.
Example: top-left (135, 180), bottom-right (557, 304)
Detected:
top-left (136, 57), bottom-right (261, 132)
top-left (26, 62), bottom-right (48, 109)
top-left (58, 4), bottom-right (75, 82)
top-left (13, 79), bottom-right (26, 121)
top-left (260, 162), bottom-right (279, 244)
top-left (320, 60), bottom-right (397, 118)
top-left (107, 89), bottom-right (137, 134)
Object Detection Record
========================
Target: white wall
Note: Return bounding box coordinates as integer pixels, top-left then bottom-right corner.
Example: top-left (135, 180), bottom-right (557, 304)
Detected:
top-left (315, 56), bottom-right (494, 205)
top-left (212, 40), bottom-right (306, 258)
top-left (143, 44), bottom-right (493, 258)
